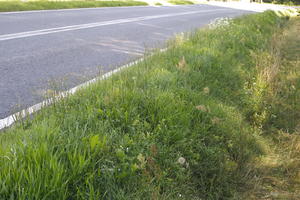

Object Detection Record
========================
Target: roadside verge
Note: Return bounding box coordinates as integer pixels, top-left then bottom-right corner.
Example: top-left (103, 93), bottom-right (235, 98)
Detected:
top-left (0, 11), bottom-right (296, 199)
top-left (0, 1), bottom-right (148, 12)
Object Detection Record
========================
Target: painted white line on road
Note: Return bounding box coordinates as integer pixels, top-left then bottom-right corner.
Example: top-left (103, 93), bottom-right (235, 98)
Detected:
top-left (0, 9), bottom-right (227, 41)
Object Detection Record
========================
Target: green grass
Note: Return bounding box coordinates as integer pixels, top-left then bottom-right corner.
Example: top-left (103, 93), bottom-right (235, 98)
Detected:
top-left (0, 1), bottom-right (148, 12)
top-left (168, 0), bottom-right (194, 5)
top-left (264, 0), bottom-right (300, 5)
top-left (0, 11), bottom-right (291, 199)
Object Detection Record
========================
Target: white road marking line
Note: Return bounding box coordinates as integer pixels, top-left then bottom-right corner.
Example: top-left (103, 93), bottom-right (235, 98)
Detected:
top-left (0, 9), bottom-right (227, 41)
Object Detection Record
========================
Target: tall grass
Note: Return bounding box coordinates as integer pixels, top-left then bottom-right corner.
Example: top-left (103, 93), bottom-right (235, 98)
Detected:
top-left (0, 11), bottom-right (287, 199)
top-left (238, 17), bottom-right (300, 198)
top-left (0, 1), bottom-right (148, 12)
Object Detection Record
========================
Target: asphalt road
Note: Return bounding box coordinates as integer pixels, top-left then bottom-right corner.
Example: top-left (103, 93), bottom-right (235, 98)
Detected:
top-left (0, 5), bottom-right (252, 119)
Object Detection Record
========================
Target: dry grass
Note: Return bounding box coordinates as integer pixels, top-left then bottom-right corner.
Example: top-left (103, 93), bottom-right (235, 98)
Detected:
top-left (239, 17), bottom-right (300, 200)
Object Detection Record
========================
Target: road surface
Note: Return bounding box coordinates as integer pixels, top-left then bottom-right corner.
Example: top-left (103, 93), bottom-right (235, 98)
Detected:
top-left (0, 5), bottom-right (251, 119)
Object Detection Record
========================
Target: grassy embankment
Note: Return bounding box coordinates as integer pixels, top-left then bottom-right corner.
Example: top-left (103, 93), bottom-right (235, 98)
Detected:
top-left (168, 0), bottom-right (194, 5)
top-left (0, 11), bottom-right (299, 199)
top-left (0, 1), bottom-right (148, 12)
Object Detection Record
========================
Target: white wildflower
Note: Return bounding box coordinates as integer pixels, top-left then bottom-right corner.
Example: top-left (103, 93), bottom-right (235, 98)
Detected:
top-left (208, 17), bottom-right (232, 29)
top-left (177, 157), bottom-right (186, 165)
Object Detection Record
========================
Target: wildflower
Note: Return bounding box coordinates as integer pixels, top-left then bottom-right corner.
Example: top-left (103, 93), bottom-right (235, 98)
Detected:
top-left (208, 17), bottom-right (231, 29)
top-left (177, 157), bottom-right (186, 165)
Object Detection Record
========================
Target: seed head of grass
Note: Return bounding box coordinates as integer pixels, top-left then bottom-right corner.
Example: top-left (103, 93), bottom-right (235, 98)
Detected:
top-left (203, 87), bottom-right (210, 94)
top-left (211, 117), bottom-right (221, 125)
top-left (196, 105), bottom-right (208, 112)
top-left (176, 56), bottom-right (189, 72)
